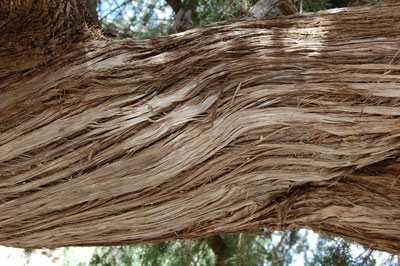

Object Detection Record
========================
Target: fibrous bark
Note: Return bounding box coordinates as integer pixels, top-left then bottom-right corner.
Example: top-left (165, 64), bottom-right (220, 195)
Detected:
top-left (249, 0), bottom-right (298, 18)
top-left (0, 0), bottom-right (400, 254)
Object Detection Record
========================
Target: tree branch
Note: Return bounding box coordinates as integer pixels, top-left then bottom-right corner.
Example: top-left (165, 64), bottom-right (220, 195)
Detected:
top-left (0, 1), bottom-right (400, 255)
top-left (249, 0), bottom-right (297, 18)
top-left (0, 0), bottom-right (99, 51)
top-left (166, 0), bottom-right (183, 13)
top-left (186, 240), bottom-right (198, 266)
top-left (86, 0), bottom-right (99, 23)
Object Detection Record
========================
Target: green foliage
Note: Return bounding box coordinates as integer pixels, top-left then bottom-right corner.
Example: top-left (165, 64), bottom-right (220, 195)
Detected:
top-left (206, 232), bottom-right (274, 265)
top-left (193, 0), bottom-right (257, 27)
top-left (98, 0), bottom-right (174, 39)
top-left (97, 0), bottom-right (365, 39)
top-left (63, 247), bottom-right (95, 266)
top-left (229, 233), bottom-right (271, 265)
top-left (89, 246), bottom-right (134, 266)
top-left (292, 0), bottom-right (332, 11)
top-left (23, 248), bottom-right (34, 256)
top-left (89, 238), bottom-right (215, 266)
top-left (305, 233), bottom-right (377, 266)
top-left (263, 230), bottom-right (310, 266)
top-left (87, 230), bottom-right (399, 266)
top-left (88, 230), bottom-right (312, 266)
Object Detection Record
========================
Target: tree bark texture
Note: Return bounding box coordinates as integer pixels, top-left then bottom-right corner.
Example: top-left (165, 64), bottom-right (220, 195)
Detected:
top-left (1, 0), bottom-right (400, 254)
top-left (249, 0), bottom-right (298, 18)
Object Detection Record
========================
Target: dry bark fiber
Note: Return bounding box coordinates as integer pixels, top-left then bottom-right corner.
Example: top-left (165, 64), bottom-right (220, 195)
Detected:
top-left (0, 0), bottom-right (400, 254)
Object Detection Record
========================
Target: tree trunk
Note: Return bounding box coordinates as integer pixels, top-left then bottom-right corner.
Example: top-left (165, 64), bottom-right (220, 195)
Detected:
top-left (167, 0), bottom-right (183, 13)
top-left (1, 0), bottom-right (400, 254)
top-left (207, 235), bottom-right (229, 265)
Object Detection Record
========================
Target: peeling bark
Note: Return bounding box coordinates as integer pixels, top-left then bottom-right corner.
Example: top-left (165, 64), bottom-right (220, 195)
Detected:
top-left (249, 0), bottom-right (298, 18)
top-left (0, 0), bottom-right (400, 254)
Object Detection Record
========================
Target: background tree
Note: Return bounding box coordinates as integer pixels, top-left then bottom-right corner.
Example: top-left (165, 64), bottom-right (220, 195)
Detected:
top-left (96, 0), bottom-right (379, 39)
top-left (88, 230), bottom-right (393, 265)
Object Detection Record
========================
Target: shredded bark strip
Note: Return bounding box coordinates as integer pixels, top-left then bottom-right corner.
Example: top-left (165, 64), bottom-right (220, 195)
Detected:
top-left (0, 0), bottom-right (399, 254)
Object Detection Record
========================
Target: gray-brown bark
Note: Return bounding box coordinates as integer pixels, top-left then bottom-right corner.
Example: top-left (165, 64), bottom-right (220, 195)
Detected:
top-left (1, 0), bottom-right (400, 254)
top-left (249, 0), bottom-right (298, 18)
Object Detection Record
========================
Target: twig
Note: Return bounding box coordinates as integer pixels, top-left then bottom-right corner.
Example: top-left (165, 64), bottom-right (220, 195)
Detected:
top-left (186, 240), bottom-right (198, 266)
top-left (355, 248), bottom-right (368, 260)
top-left (230, 81), bottom-right (242, 106)
top-left (100, 0), bottom-right (130, 21)
top-left (219, 0), bottom-right (237, 20)
top-left (300, 0), bottom-right (303, 13)
top-left (375, 48), bottom-right (400, 88)
top-left (272, 231), bottom-right (287, 263)
top-left (237, 232), bottom-right (243, 248)
top-left (360, 249), bottom-right (373, 266)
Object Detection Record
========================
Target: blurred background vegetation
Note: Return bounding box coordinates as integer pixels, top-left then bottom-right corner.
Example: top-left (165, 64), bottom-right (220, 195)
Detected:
top-left (26, 0), bottom-right (394, 265)
top-left (96, 0), bottom-right (378, 39)
top-left (86, 229), bottom-right (400, 265)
